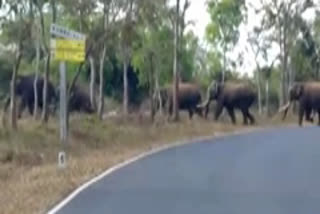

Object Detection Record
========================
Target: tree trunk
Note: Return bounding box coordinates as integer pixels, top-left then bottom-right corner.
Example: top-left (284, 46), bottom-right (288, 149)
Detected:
top-left (89, 56), bottom-right (96, 110)
top-left (155, 68), bottom-right (162, 116)
top-left (51, 0), bottom-right (57, 23)
top-left (256, 69), bottom-right (262, 115)
top-left (265, 80), bottom-right (269, 116)
top-left (149, 53), bottom-right (155, 121)
top-left (10, 52), bottom-right (22, 130)
top-left (172, 0), bottom-right (180, 122)
top-left (40, 0), bottom-right (56, 124)
top-left (123, 54), bottom-right (129, 116)
top-left (98, 46), bottom-right (106, 120)
top-left (68, 63), bottom-right (84, 95)
top-left (222, 46), bottom-right (226, 82)
top-left (33, 33), bottom-right (40, 119)
top-left (41, 54), bottom-right (50, 123)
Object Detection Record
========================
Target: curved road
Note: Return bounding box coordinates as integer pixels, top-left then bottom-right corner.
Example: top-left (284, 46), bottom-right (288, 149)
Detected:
top-left (53, 127), bottom-right (320, 214)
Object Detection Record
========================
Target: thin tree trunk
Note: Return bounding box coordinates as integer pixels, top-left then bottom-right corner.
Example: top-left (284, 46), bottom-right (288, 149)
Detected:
top-left (149, 53), bottom-right (155, 121)
top-left (40, 0), bottom-right (56, 123)
top-left (265, 80), bottom-right (269, 116)
top-left (123, 55), bottom-right (129, 115)
top-left (51, 0), bottom-right (57, 23)
top-left (98, 46), bottom-right (106, 120)
top-left (256, 69), bottom-right (262, 115)
top-left (222, 46), bottom-right (226, 82)
top-left (172, 0), bottom-right (180, 122)
top-left (41, 54), bottom-right (50, 122)
top-left (10, 52), bottom-right (22, 130)
top-left (68, 63), bottom-right (84, 95)
top-left (33, 32), bottom-right (40, 119)
top-left (89, 56), bottom-right (96, 110)
top-left (155, 68), bottom-right (162, 116)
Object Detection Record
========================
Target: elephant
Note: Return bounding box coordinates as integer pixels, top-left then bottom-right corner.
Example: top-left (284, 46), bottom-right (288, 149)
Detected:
top-left (199, 81), bottom-right (256, 125)
top-left (279, 82), bottom-right (320, 126)
top-left (4, 74), bottom-right (58, 118)
top-left (68, 84), bottom-right (95, 114)
top-left (152, 82), bottom-right (203, 119)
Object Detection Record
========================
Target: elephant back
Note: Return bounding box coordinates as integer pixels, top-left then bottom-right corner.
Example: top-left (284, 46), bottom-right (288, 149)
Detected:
top-left (222, 82), bottom-right (256, 105)
top-left (302, 82), bottom-right (320, 102)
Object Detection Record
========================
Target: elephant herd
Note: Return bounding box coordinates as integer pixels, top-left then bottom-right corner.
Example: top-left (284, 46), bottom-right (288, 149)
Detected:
top-left (3, 74), bottom-right (94, 119)
top-left (152, 81), bottom-right (257, 125)
top-left (154, 80), bottom-right (320, 127)
top-left (6, 74), bottom-right (320, 127)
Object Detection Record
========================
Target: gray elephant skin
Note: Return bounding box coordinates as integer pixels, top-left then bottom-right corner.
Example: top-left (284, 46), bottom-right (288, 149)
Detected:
top-left (4, 74), bottom-right (58, 118)
top-left (280, 82), bottom-right (320, 126)
top-left (4, 75), bottom-right (95, 119)
top-left (153, 82), bottom-right (203, 119)
top-left (200, 81), bottom-right (257, 125)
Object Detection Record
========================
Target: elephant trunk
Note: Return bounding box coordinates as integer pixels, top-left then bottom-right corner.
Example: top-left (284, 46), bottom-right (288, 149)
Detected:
top-left (278, 101), bottom-right (292, 121)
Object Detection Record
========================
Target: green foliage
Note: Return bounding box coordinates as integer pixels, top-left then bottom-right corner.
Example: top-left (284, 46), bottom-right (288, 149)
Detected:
top-left (206, 0), bottom-right (246, 47)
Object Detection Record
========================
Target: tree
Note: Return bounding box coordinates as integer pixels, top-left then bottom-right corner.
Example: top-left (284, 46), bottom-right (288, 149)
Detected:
top-left (132, 0), bottom-right (170, 120)
top-left (254, 0), bottom-right (315, 106)
top-left (206, 0), bottom-right (246, 82)
top-left (247, 26), bottom-right (273, 115)
top-left (172, 0), bottom-right (180, 121)
top-left (1, 1), bottom-right (32, 129)
top-left (120, 0), bottom-right (136, 116)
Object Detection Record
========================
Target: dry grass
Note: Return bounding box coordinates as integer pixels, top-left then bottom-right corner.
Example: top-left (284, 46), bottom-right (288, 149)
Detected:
top-left (0, 111), bottom-right (298, 214)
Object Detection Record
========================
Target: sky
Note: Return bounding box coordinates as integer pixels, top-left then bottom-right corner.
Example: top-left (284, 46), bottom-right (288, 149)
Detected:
top-left (182, 0), bottom-right (317, 77)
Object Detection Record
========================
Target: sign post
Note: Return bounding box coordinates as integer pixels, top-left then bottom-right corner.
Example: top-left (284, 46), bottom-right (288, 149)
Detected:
top-left (58, 61), bottom-right (67, 169)
top-left (50, 24), bottom-right (86, 169)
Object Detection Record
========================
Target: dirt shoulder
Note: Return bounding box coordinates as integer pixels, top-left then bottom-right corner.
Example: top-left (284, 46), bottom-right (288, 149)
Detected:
top-left (0, 115), bottom-right (295, 214)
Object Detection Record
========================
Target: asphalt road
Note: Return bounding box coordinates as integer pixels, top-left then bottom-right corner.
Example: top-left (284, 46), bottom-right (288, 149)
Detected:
top-left (54, 127), bottom-right (320, 214)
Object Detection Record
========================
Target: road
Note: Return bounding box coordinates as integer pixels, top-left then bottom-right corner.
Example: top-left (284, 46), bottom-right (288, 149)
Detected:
top-left (53, 127), bottom-right (320, 214)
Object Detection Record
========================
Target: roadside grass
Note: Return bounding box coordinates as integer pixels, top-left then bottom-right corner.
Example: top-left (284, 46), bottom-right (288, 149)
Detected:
top-left (0, 111), bottom-right (298, 214)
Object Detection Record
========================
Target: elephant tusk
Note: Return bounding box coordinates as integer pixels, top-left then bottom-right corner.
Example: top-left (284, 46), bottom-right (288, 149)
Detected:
top-left (278, 102), bottom-right (291, 113)
top-left (278, 101), bottom-right (291, 121)
top-left (197, 99), bottom-right (209, 109)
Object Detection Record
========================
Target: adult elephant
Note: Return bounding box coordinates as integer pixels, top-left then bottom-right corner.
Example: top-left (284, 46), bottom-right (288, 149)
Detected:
top-left (4, 74), bottom-right (58, 118)
top-left (199, 81), bottom-right (256, 125)
top-left (153, 82), bottom-right (203, 119)
top-left (68, 84), bottom-right (95, 114)
top-left (279, 82), bottom-right (320, 126)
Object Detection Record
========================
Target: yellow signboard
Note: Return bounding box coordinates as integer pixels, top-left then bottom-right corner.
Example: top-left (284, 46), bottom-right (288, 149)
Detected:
top-left (51, 39), bottom-right (85, 51)
top-left (52, 50), bottom-right (85, 62)
top-left (51, 38), bottom-right (85, 62)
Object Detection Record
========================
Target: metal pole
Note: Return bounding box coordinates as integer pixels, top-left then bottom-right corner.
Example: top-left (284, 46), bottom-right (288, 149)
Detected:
top-left (58, 61), bottom-right (67, 169)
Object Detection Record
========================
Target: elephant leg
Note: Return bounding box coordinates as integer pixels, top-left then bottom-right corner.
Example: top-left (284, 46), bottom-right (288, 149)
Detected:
top-left (166, 102), bottom-right (173, 121)
top-left (188, 109), bottom-right (194, 119)
top-left (27, 101), bottom-right (34, 116)
top-left (317, 110), bottom-right (320, 126)
top-left (305, 107), bottom-right (313, 123)
top-left (298, 105), bottom-right (304, 127)
top-left (246, 109), bottom-right (255, 125)
top-left (204, 102), bottom-right (211, 119)
top-left (241, 109), bottom-right (248, 125)
top-left (214, 103), bottom-right (224, 121)
top-left (226, 107), bottom-right (236, 125)
top-left (17, 99), bottom-right (27, 119)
